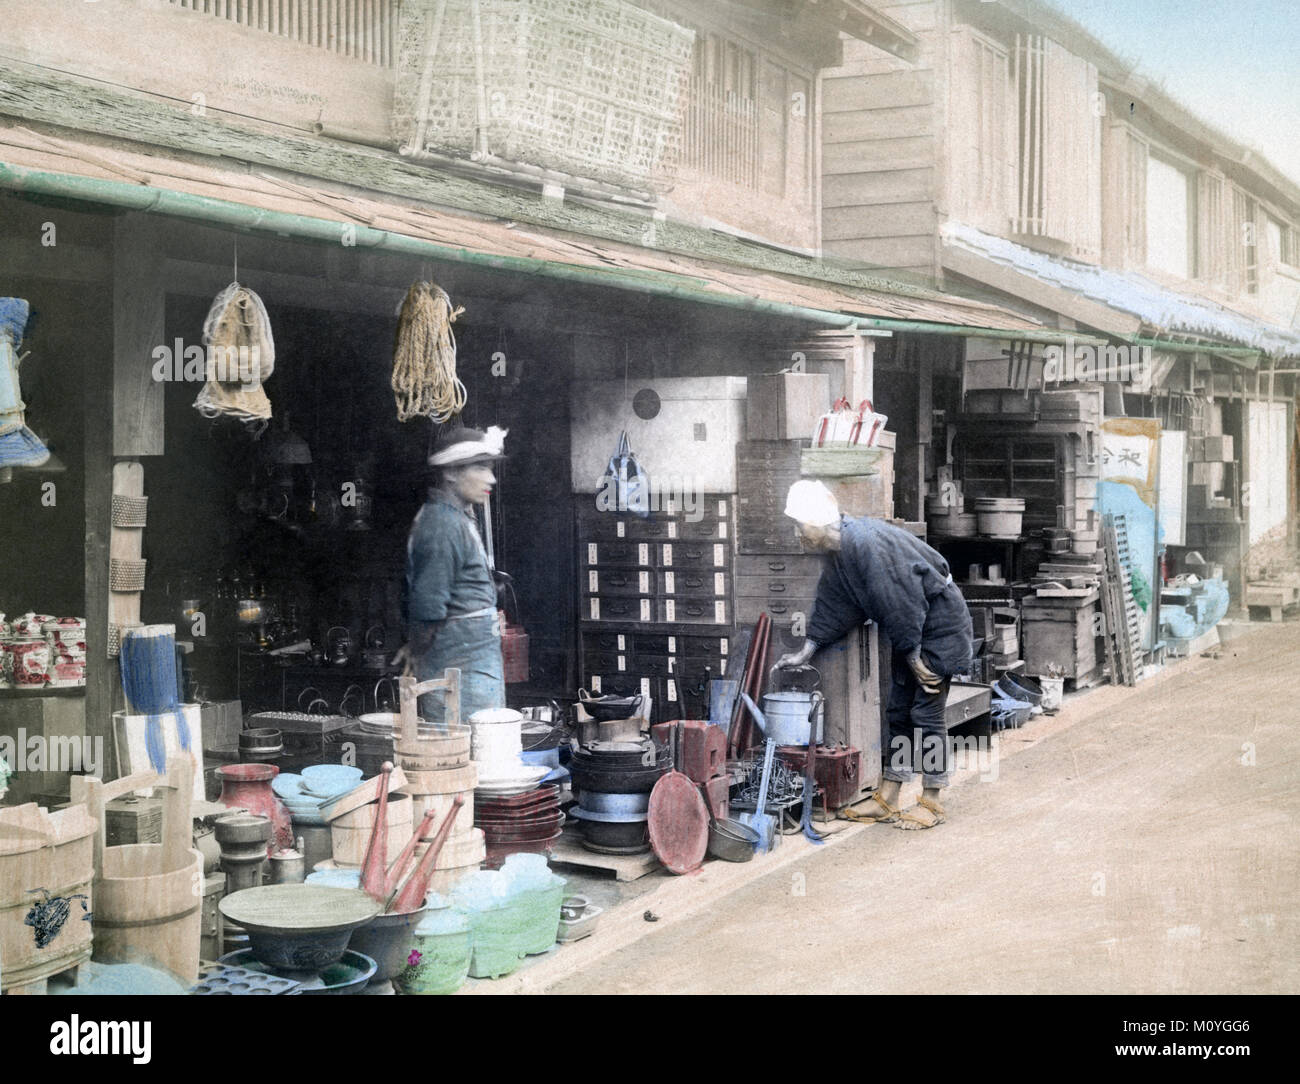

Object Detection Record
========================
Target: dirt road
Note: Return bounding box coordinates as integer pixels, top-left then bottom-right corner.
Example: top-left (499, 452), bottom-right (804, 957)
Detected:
top-left (546, 624), bottom-right (1299, 995)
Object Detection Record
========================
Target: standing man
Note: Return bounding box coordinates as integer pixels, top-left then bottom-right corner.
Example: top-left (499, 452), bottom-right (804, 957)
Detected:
top-left (775, 480), bottom-right (973, 829)
top-left (401, 426), bottom-right (508, 721)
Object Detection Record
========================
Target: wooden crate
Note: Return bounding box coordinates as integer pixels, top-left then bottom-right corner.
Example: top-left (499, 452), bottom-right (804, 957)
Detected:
top-left (745, 373), bottom-right (830, 440)
top-left (1022, 592), bottom-right (1099, 680)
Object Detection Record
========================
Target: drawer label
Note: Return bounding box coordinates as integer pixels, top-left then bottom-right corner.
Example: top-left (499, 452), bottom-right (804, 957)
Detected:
top-left (616, 521), bottom-right (625, 538)
top-left (588, 571), bottom-right (599, 592)
top-left (589, 598), bottom-right (600, 620)
top-left (668, 522), bottom-right (679, 539)
top-left (617, 655), bottom-right (626, 672)
top-left (667, 679), bottom-right (678, 702)
top-left (638, 543), bottom-right (649, 566)
top-left (662, 543), bottom-right (673, 566)
top-left (639, 571), bottom-right (650, 593)
top-left (718, 522), bottom-right (728, 539)
top-left (664, 571), bottom-right (675, 594)
top-left (717, 499), bottom-right (728, 516)
top-left (617, 634), bottom-right (626, 651)
top-left (714, 572), bottom-right (726, 595)
top-left (641, 677), bottom-right (652, 701)
top-left (668, 657), bottom-right (678, 673)
top-left (591, 675), bottom-right (602, 693)
top-left (720, 637), bottom-right (729, 656)
top-left (713, 544), bottom-right (725, 566)
top-left (715, 601), bottom-right (727, 624)
top-left (667, 636), bottom-right (677, 653)
top-left (664, 599), bottom-right (676, 622)
top-left (587, 543), bottom-right (597, 564)
top-left (640, 598), bottom-right (652, 622)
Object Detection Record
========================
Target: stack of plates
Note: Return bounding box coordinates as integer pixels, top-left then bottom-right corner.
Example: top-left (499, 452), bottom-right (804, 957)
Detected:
top-left (475, 785), bottom-right (564, 867)
top-left (356, 712), bottom-right (454, 739)
top-left (474, 764), bottom-right (550, 797)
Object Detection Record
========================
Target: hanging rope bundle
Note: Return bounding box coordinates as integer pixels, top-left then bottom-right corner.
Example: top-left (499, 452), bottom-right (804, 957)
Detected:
top-left (392, 281), bottom-right (466, 422)
top-left (194, 281), bottom-right (276, 432)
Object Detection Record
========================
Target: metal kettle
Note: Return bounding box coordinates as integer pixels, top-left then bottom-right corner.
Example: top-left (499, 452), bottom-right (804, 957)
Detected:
top-left (326, 626), bottom-right (353, 667)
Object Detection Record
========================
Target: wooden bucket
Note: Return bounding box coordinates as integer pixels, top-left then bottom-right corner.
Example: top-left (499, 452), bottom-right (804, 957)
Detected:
top-left (330, 792), bottom-right (413, 867)
top-left (70, 757), bottom-right (203, 984)
top-left (92, 843), bottom-right (204, 982)
top-left (0, 803), bottom-right (96, 991)
top-left (400, 765), bottom-right (476, 835)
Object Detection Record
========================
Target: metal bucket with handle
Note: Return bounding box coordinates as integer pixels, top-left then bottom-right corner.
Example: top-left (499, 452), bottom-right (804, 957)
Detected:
top-left (760, 665), bottom-right (824, 747)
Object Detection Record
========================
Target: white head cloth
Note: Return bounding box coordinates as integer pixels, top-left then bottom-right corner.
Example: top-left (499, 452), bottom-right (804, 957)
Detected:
top-left (428, 426), bottom-right (508, 467)
top-left (783, 479), bottom-right (840, 527)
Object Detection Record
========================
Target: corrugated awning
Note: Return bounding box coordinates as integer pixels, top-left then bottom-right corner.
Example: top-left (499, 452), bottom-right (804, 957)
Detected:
top-left (942, 221), bottom-right (1300, 359)
top-left (0, 121), bottom-right (1042, 336)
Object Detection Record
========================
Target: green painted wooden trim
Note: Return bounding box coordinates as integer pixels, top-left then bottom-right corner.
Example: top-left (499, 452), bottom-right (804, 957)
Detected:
top-left (0, 157), bottom-right (866, 329)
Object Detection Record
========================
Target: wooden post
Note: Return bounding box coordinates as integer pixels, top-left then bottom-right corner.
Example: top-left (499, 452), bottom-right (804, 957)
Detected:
top-left (113, 214), bottom-right (167, 457)
top-left (87, 214), bottom-right (168, 776)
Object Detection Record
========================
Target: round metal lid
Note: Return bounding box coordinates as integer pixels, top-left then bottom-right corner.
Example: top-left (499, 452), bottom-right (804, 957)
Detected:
top-left (647, 771), bottom-right (709, 875)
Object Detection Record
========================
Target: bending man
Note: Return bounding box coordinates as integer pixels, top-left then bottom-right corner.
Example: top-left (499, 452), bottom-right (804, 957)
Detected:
top-left (775, 480), bottom-right (973, 829)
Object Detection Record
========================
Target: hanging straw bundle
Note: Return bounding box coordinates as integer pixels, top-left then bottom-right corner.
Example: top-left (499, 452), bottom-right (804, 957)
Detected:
top-left (194, 282), bottom-right (276, 431)
top-left (392, 281), bottom-right (466, 423)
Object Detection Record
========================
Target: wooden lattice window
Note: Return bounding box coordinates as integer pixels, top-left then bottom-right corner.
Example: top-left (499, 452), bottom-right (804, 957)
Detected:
top-left (1012, 33), bottom-right (1101, 258)
top-left (166, 0), bottom-right (397, 66)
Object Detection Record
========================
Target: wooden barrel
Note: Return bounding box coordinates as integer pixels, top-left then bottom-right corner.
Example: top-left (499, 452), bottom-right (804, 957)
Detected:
top-left (400, 765), bottom-right (476, 835)
top-left (92, 844), bottom-right (204, 983)
top-left (330, 792), bottom-right (413, 868)
top-left (0, 804), bottom-right (96, 991)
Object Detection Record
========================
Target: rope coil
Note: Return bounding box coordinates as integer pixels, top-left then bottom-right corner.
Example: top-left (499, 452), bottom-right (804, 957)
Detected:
top-left (392, 281), bottom-right (466, 422)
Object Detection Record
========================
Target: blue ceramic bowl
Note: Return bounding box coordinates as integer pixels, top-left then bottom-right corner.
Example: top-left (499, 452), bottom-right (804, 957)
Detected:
top-left (272, 772), bottom-right (306, 799)
top-left (300, 764), bottom-right (363, 797)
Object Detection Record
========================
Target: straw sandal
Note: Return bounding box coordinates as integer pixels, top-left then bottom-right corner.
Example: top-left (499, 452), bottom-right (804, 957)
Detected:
top-left (839, 792), bottom-right (900, 824)
top-left (897, 795), bottom-right (946, 830)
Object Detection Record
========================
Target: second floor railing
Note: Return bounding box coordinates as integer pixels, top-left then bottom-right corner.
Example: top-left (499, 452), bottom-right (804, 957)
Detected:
top-left (167, 0), bottom-right (398, 67)
top-left (681, 77), bottom-right (759, 190)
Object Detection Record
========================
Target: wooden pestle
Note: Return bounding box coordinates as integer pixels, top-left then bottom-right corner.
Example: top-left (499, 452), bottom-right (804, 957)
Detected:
top-left (358, 762), bottom-right (393, 901)
top-left (383, 808), bottom-right (437, 899)
top-left (386, 795), bottom-right (464, 914)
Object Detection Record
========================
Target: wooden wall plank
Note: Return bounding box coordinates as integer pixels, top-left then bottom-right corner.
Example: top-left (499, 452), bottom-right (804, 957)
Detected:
top-left (823, 105), bottom-right (934, 141)
top-left (822, 234), bottom-right (937, 270)
top-left (823, 168), bottom-right (935, 207)
top-left (822, 201), bottom-right (936, 240)
top-left (822, 69), bottom-right (936, 112)
top-left (822, 135), bottom-right (935, 174)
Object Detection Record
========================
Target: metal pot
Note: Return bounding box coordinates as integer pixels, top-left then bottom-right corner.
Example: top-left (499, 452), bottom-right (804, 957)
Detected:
top-left (707, 818), bottom-right (758, 863)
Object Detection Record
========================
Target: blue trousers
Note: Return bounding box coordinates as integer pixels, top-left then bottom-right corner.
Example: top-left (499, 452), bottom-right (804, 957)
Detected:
top-left (882, 648), bottom-right (951, 788)
top-left (415, 612), bottom-right (505, 726)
